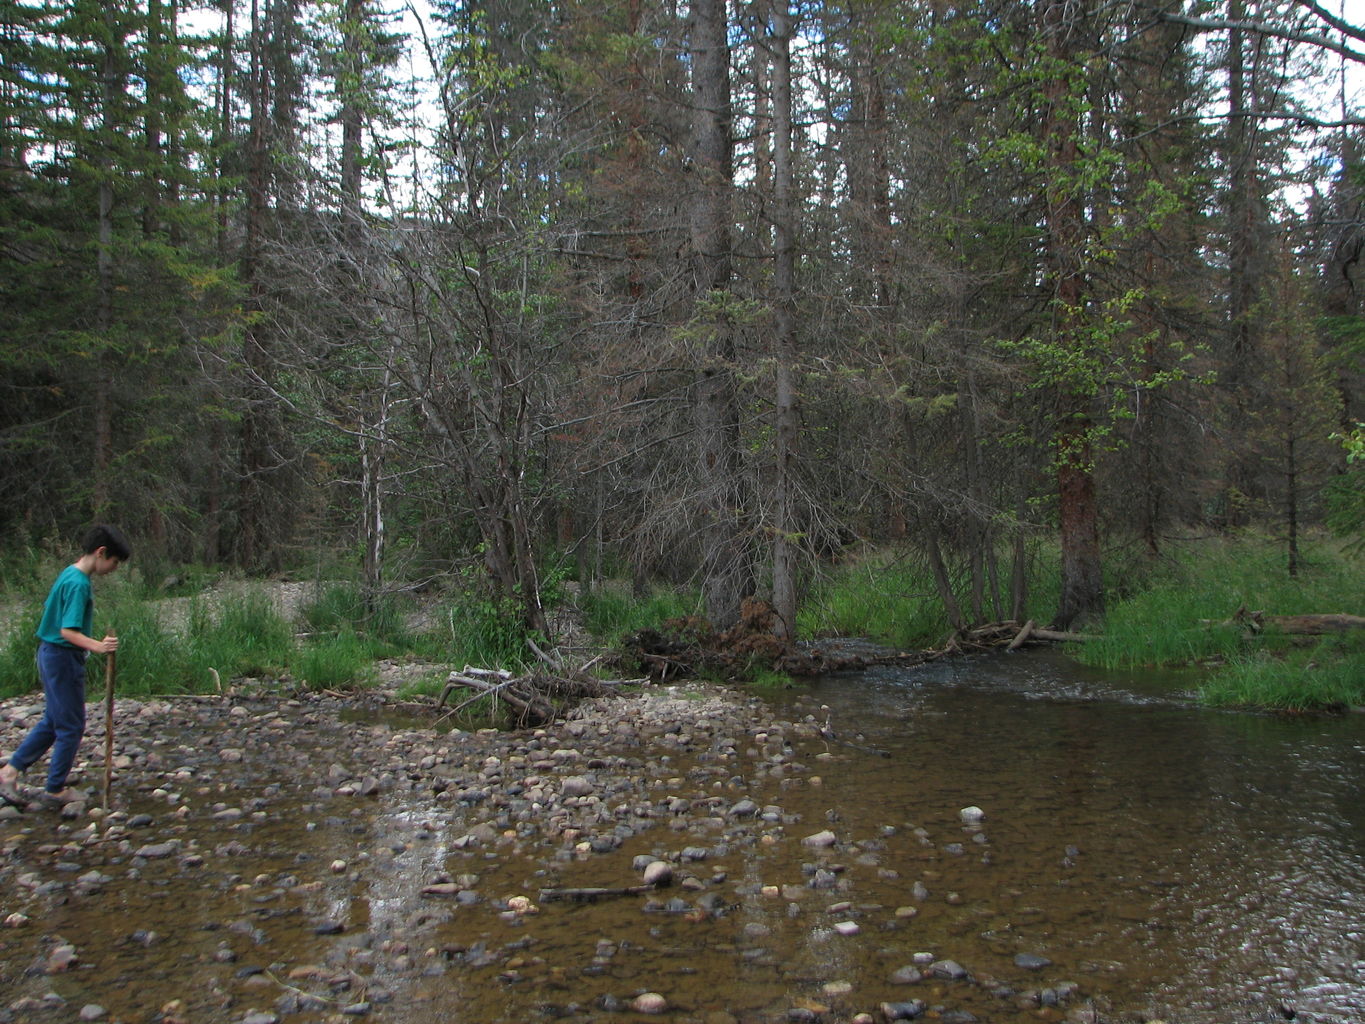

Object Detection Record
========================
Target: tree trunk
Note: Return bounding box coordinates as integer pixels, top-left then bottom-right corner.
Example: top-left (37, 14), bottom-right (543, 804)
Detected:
top-left (1041, 0), bottom-right (1104, 629)
top-left (1056, 427), bottom-right (1103, 629)
top-left (690, 0), bottom-right (750, 629)
top-left (1223, 0), bottom-right (1265, 524)
top-left (360, 375), bottom-right (390, 602)
top-left (92, 16), bottom-right (121, 517)
top-left (339, 0), bottom-right (363, 211)
top-left (925, 524), bottom-right (964, 631)
top-left (238, 0), bottom-right (271, 570)
top-left (769, 0), bottom-right (798, 638)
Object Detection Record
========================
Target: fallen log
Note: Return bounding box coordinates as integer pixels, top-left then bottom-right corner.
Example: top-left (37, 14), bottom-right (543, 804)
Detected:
top-left (1030, 626), bottom-right (1094, 643)
top-left (1225, 609), bottom-right (1365, 635)
top-left (956, 620), bottom-right (1094, 649)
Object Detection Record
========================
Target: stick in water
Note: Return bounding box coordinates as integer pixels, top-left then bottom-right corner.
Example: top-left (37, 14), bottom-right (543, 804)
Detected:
top-left (103, 635), bottom-right (117, 808)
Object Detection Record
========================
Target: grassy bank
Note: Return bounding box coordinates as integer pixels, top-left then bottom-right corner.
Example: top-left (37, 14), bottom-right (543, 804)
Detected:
top-left (1076, 536), bottom-right (1364, 711)
top-left (0, 535), bottom-right (1356, 713)
top-left (0, 563), bottom-right (543, 699)
top-left (794, 535), bottom-right (1362, 712)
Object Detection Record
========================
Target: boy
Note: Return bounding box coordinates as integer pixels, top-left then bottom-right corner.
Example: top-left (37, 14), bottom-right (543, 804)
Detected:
top-left (0, 524), bottom-right (129, 809)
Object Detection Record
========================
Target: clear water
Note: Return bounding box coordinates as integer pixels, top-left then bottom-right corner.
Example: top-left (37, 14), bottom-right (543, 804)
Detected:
top-left (2, 650), bottom-right (1361, 1024)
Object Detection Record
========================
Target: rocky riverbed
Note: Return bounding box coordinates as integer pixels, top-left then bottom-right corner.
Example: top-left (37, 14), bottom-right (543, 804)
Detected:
top-left (0, 681), bottom-right (1101, 1024)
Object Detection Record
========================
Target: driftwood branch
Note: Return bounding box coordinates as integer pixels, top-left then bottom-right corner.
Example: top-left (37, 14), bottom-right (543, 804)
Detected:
top-left (435, 659), bottom-right (614, 727)
top-left (538, 884), bottom-right (656, 902)
top-left (960, 620), bottom-right (1095, 647)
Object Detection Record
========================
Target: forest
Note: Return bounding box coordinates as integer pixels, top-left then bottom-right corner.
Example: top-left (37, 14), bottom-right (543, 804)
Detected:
top-left (1, 0), bottom-right (1363, 671)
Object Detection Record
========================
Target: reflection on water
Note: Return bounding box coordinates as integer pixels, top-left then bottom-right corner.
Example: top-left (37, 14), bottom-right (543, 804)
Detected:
top-left (2, 650), bottom-right (1361, 1024)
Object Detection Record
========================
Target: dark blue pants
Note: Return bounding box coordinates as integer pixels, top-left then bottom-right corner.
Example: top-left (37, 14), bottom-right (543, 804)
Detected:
top-left (9, 642), bottom-right (87, 793)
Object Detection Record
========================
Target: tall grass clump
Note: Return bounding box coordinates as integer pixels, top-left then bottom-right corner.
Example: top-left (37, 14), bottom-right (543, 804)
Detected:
top-left (797, 553), bottom-right (951, 648)
top-left (300, 583), bottom-right (412, 658)
top-left (190, 591), bottom-right (295, 680)
top-left (433, 593), bottom-right (534, 668)
top-left (0, 616), bottom-right (41, 698)
top-left (92, 598), bottom-right (188, 695)
top-left (290, 629), bottom-right (376, 690)
top-left (578, 585), bottom-right (697, 643)
top-left (90, 584), bottom-right (296, 693)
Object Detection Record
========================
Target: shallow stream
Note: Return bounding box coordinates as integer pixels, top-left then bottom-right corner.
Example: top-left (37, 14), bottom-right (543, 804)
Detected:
top-left (2, 649), bottom-right (1361, 1024)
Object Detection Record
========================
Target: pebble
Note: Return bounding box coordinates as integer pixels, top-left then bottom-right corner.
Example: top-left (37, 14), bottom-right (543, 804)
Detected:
top-left (633, 992), bottom-right (668, 1014)
top-left (642, 860), bottom-right (673, 885)
top-left (931, 959), bottom-right (969, 980)
top-left (879, 1001), bottom-right (926, 1020)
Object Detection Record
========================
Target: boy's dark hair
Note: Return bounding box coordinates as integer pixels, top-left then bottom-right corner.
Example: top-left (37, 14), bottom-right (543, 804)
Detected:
top-left (81, 524), bottom-right (131, 561)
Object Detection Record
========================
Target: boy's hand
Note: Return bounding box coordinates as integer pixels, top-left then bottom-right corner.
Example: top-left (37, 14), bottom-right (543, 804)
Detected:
top-left (98, 634), bottom-right (119, 655)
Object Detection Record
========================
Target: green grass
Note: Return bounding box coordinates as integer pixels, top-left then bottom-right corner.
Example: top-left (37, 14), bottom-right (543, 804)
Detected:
top-left (300, 583), bottom-right (410, 650)
top-left (0, 567), bottom-right (554, 698)
top-left (578, 585), bottom-right (697, 643)
top-left (1199, 640), bottom-right (1365, 712)
top-left (796, 552), bottom-right (954, 649)
top-left (291, 629), bottom-right (377, 690)
top-left (394, 669), bottom-right (456, 700)
top-left (427, 594), bottom-right (537, 669)
top-left (749, 668), bottom-right (796, 689)
top-left (1075, 535), bottom-right (1364, 711)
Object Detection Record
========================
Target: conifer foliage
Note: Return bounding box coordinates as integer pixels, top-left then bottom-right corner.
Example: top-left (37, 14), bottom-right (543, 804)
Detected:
top-left (0, 0), bottom-right (1361, 632)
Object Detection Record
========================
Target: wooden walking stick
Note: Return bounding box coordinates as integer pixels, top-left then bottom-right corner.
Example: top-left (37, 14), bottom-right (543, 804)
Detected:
top-left (103, 635), bottom-right (116, 808)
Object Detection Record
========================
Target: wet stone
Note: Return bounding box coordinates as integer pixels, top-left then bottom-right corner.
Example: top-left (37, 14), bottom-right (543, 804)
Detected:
top-left (880, 1000), bottom-right (926, 1020)
top-left (642, 860), bottom-right (673, 885)
top-left (931, 959), bottom-right (969, 980)
top-left (728, 798), bottom-right (759, 818)
top-left (632, 992), bottom-right (667, 1014)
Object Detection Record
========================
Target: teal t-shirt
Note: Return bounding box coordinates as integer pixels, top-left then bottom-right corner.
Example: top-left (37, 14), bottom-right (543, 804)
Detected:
top-left (35, 564), bottom-right (93, 647)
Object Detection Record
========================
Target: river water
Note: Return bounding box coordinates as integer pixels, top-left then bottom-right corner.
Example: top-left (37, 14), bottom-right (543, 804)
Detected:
top-left (371, 650), bottom-right (1365, 1024)
top-left (772, 649), bottom-right (1365, 1024)
top-left (2, 649), bottom-right (1361, 1024)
